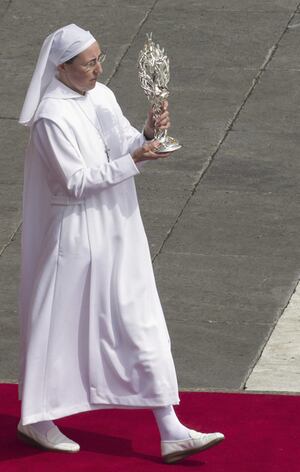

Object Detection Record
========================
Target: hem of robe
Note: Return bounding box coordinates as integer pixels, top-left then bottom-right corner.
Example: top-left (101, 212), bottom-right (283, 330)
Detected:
top-left (21, 393), bottom-right (180, 426)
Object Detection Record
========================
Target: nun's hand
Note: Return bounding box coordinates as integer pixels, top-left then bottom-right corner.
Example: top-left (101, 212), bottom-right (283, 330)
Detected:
top-left (143, 100), bottom-right (170, 140)
top-left (132, 141), bottom-right (170, 163)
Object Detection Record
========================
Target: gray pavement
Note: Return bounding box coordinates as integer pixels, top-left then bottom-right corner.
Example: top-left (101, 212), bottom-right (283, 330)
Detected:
top-left (1, 0), bottom-right (300, 392)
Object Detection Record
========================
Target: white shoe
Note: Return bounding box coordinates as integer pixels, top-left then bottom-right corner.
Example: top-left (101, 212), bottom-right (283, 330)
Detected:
top-left (161, 429), bottom-right (225, 464)
top-left (17, 421), bottom-right (80, 453)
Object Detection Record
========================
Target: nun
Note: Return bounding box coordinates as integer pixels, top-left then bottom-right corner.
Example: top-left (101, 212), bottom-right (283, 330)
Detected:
top-left (17, 24), bottom-right (224, 464)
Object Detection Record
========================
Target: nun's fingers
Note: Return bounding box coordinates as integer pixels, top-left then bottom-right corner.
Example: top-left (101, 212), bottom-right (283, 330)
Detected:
top-left (143, 149), bottom-right (171, 160)
top-left (162, 100), bottom-right (169, 111)
top-left (150, 151), bottom-right (171, 159)
top-left (156, 110), bottom-right (170, 129)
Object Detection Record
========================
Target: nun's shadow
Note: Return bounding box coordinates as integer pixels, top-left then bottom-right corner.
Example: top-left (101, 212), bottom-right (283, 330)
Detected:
top-left (0, 414), bottom-right (205, 467)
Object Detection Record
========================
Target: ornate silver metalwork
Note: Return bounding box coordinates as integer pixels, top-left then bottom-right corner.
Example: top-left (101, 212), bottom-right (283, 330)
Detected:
top-left (138, 33), bottom-right (182, 153)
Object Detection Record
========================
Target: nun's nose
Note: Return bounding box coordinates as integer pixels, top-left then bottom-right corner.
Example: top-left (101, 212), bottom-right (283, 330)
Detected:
top-left (95, 61), bottom-right (102, 75)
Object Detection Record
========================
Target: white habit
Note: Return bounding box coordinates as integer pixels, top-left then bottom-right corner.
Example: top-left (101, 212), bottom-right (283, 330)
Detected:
top-left (19, 76), bottom-right (179, 425)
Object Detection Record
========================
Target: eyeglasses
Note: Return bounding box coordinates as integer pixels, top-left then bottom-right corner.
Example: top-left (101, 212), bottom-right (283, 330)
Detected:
top-left (82, 52), bottom-right (106, 71)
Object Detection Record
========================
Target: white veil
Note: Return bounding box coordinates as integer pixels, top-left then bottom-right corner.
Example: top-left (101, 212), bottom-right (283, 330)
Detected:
top-left (19, 24), bottom-right (96, 126)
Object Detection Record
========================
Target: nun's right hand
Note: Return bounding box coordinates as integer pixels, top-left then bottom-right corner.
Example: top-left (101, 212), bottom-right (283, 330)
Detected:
top-left (132, 141), bottom-right (170, 163)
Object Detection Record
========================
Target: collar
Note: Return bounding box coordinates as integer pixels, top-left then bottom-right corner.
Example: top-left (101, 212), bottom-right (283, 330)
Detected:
top-left (42, 76), bottom-right (88, 100)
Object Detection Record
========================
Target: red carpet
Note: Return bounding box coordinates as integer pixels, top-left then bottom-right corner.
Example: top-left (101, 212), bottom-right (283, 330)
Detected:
top-left (0, 384), bottom-right (299, 471)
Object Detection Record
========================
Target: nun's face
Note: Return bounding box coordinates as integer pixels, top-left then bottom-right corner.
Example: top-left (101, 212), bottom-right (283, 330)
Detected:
top-left (58, 41), bottom-right (103, 94)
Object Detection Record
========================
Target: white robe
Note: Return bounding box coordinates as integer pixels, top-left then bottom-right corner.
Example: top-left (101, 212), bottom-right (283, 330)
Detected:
top-left (19, 77), bottom-right (179, 425)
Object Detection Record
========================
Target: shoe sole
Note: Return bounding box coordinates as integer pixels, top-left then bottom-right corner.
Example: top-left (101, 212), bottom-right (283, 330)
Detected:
top-left (163, 436), bottom-right (224, 464)
top-left (17, 431), bottom-right (80, 453)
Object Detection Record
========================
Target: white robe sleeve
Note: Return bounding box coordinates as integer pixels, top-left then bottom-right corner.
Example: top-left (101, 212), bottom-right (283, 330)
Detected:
top-left (33, 118), bottom-right (140, 199)
top-left (115, 107), bottom-right (146, 156)
top-left (107, 88), bottom-right (147, 156)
